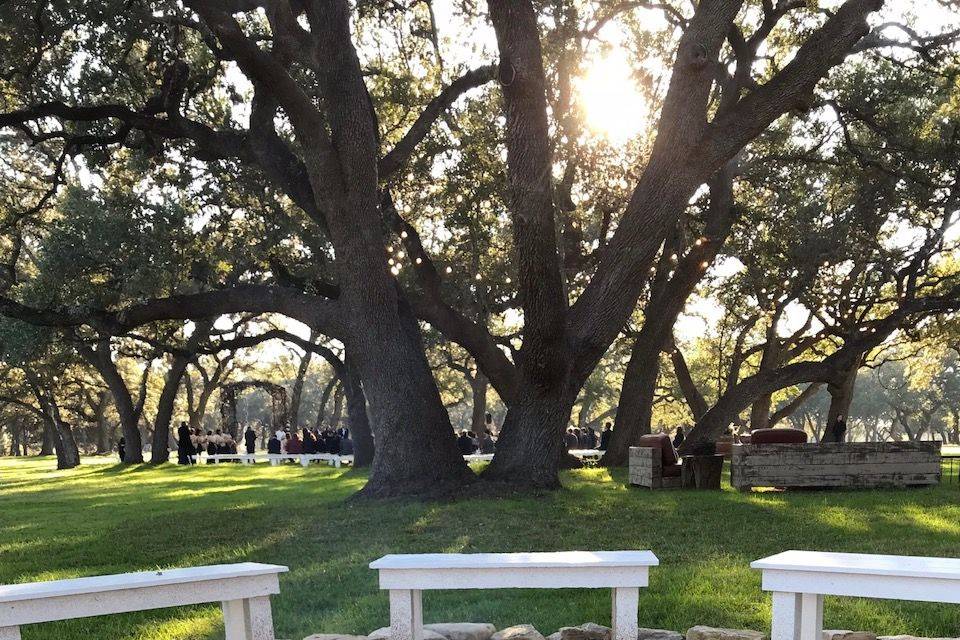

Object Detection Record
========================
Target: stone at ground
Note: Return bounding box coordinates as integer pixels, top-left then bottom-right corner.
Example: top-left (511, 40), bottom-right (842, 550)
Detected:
top-left (823, 631), bottom-right (876, 640)
top-left (879, 636), bottom-right (960, 640)
top-left (687, 626), bottom-right (766, 640)
top-left (369, 628), bottom-right (446, 640)
top-left (492, 624), bottom-right (546, 640)
top-left (305, 635), bottom-right (368, 640)
top-left (546, 623), bottom-right (611, 640)
top-left (425, 623), bottom-right (497, 640)
top-left (638, 629), bottom-right (684, 640)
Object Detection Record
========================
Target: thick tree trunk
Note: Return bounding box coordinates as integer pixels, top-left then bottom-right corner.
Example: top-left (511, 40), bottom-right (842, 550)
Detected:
top-left (354, 301), bottom-right (473, 497)
top-left (79, 341), bottom-right (144, 463)
top-left (470, 372), bottom-right (488, 434)
top-left (152, 321), bottom-right (212, 463)
top-left (151, 353), bottom-right (192, 464)
top-left (605, 166), bottom-right (736, 467)
top-left (604, 336), bottom-right (661, 466)
top-left (39, 419), bottom-right (55, 456)
top-left (315, 375), bottom-right (339, 429)
top-left (289, 330), bottom-right (316, 427)
top-left (37, 391), bottom-right (80, 470)
top-left (343, 354), bottom-right (374, 467)
top-left (483, 379), bottom-right (574, 488)
top-left (94, 391), bottom-right (111, 454)
top-left (331, 384), bottom-right (345, 430)
top-left (824, 363), bottom-right (859, 441)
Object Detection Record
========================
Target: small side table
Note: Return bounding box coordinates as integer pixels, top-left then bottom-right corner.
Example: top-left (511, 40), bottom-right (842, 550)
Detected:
top-left (681, 454), bottom-right (724, 490)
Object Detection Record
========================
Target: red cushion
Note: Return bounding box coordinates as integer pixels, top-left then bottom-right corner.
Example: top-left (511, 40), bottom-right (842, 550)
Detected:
top-left (750, 428), bottom-right (808, 445)
top-left (637, 433), bottom-right (679, 466)
top-left (661, 463), bottom-right (682, 478)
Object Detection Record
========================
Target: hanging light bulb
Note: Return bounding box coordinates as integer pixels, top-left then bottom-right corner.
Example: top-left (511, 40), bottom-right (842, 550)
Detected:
top-left (700, 261), bottom-right (709, 269)
top-left (445, 266), bottom-right (452, 274)
top-left (397, 251), bottom-right (405, 259)
top-left (475, 273), bottom-right (482, 281)
top-left (400, 231), bottom-right (408, 239)
top-left (415, 257), bottom-right (422, 265)
top-left (506, 277), bottom-right (512, 284)
top-left (388, 258), bottom-right (395, 266)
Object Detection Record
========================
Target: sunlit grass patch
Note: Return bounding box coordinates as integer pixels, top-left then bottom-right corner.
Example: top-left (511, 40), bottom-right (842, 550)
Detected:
top-left (1, 457), bottom-right (959, 640)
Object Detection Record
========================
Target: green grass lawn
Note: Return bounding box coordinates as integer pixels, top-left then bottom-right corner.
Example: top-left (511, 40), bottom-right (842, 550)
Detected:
top-left (1, 457), bottom-right (959, 640)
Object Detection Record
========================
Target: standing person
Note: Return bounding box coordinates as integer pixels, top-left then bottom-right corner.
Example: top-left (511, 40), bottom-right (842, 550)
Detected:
top-left (457, 430), bottom-right (475, 455)
top-left (564, 428), bottom-right (578, 451)
top-left (206, 430), bottom-right (217, 463)
top-left (584, 426), bottom-right (597, 449)
top-left (599, 422), bottom-right (612, 450)
top-left (479, 429), bottom-right (496, 454)
top-left (832, 416), bottom-right (848, 443)
top-left (339, 429), bottom-right (354, 455)
top-left (484, 413), bottom-right (497, 436)
top-left (244, 425), bottom-right (257, 455)
top-left (177, 421), bottom-right (194, 465)
top-left (117, 436), bottom-right (126, 462)
top-left (673, 426), bottom-right (686, 449)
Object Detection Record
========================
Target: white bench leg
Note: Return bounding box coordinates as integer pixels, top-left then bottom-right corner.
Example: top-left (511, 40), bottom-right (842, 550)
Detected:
top-left (223, 596), bottom-right (276, 640)
top-left (389, 588), bottom-right (423, 640)
top-left (771, 592), bottom-right (802, 640)
top-left (799, 593), bottom-right (823, 640)
top-left (0, 626), bottom-right (21, 639)
top-left (335, 456), bottom-right (341, 468)
top-left (301, 455), bottom-right (309, 468)
top-left (270, 458), bottom-right (279, 466)
top-left (611, 587), bottom-right (639, 640)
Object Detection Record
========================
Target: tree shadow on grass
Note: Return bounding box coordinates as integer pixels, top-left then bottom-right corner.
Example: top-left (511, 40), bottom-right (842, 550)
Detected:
top-left (3, 461), bottom-right (960, 640)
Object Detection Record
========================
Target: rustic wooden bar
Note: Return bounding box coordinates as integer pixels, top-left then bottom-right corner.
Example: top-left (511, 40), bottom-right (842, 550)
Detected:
top-left (731, 441), bottom-right (941, 491)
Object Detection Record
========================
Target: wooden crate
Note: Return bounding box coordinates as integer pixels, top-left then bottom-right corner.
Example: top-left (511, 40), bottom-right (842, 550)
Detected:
top-left (731, 441), bottom-right (941, 491)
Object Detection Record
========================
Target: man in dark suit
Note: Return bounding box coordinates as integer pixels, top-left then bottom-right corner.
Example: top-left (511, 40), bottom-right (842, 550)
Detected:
top-left (177, 422), bottom-right (195, 465)
top-left (244, 426), bottom-right (257, 454)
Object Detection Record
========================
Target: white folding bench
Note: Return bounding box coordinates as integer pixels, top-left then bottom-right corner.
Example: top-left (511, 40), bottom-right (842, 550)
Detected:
top-left (752, 551), bottom-right (960, 640)
top-left (0, 562), bottom-right (287, 640)
top-left (370, 551), bottom-right (658, 640)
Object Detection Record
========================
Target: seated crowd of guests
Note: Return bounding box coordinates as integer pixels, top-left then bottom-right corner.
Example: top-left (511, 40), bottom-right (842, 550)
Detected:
top-left (175, 421), bottom-right (353, 464)
top-left (564, 422), bottom-right (614, 451)
top-left (456, 413), bottom-right (498, 455)
top-left (265, 427), bottom-right (354, 457)
top-left (176, 422), bottom-right (240, 464)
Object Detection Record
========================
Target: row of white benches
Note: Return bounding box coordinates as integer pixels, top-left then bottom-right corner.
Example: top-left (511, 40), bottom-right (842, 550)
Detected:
top-left (464, 449), bottom-right (603, 464)
top-left (3, 550), bottom-right (957, 640)
top-left (204, 448), bottom-right (604, 468)
top-left (201, 452), bottom-right (354, 467)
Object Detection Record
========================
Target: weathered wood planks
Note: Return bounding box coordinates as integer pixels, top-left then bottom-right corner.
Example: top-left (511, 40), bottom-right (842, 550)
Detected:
top-left (731, 441), bottom-right (941, 491)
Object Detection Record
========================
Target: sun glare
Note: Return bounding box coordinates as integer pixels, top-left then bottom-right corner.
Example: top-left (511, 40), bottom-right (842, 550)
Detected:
top-left (576, 51), bottom-right (648, 144)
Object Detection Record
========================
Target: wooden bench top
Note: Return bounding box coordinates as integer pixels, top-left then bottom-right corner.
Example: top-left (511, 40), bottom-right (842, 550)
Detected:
top-left (752, 551), bottom-right (960, 580)
top-left (371, 550), bottom-right (658, 570)
top-left (0, 563), bottom-right (288, 604)
top-left (372, 551), bottom-right (657, 591)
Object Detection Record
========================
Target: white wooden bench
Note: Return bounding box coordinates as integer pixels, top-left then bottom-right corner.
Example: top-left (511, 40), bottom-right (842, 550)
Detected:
top-left (0, 562), bottom-right (287, 640)
top-left (752, 551), bottom-right (960, 640)
top-left (370, 551), bottom-right (658, 640)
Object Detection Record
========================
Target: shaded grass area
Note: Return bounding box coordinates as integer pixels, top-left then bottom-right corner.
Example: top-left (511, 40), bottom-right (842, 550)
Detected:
top-left (1, 457), bottom-right (959, 640)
